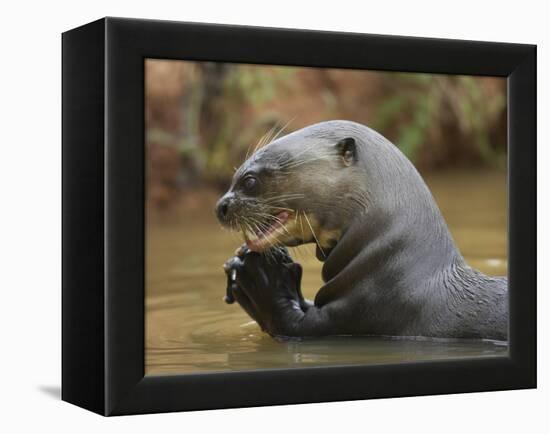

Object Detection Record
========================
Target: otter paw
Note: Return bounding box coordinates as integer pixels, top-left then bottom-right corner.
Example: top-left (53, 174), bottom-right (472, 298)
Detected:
top-left (233, 249), bottom-right (305, 335)
top-left (223, 255), bottom-right (244, 304)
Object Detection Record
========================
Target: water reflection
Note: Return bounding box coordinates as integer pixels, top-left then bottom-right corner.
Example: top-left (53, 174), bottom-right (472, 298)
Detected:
top-left (146, 169), bottom-right (508, 375)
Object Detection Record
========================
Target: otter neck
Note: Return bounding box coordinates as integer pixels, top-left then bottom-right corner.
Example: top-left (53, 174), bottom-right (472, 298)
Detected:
top-left (318, 133), bottom-right (463, 290)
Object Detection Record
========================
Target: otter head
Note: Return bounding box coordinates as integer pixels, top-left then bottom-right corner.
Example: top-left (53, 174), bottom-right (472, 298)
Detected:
top-left (215, 131), bottom-right (367, 258)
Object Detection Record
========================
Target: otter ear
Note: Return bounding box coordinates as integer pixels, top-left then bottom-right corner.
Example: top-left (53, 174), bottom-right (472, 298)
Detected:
top-left (336, 137), bottom-right (357, 166)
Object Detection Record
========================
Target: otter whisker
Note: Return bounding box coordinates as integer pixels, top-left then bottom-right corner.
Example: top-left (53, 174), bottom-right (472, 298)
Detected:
top-left (252, 213), bottom-right (294, 237)
top-left (263, 123), bottom-right (278, 147)
top-left (281, 159), bottom-right (324, 170)
top-left (263, 192), bottom-right (305, 199)
top-left (253, 211), bottom-right (287, 221)
top-left (303, 212), bottom-right (325, 259)
top-left (247, 212), bottom-right (276, 224)
top-left (297, 210), bottom-right (306, 243)
top-left (254, 123), bottom-right (278, 154)
top-left (245, 135), bottom-right (265, 163)
top-left (245, 215), bottom-right (279, 240)
top-left (280, 151), bottom-right (335, 165)
top-left (279, 141), bottom-right (319, 163)
top-left (252, 223), bottom-right (272, 258)
top-left (277, 142), bottom-right (332, 169)
top-left (238, 223), bottom-right (246, 241)
top-left (263, 193), bottom-right (305, 203)
top-left (256, 132), bottom-right (269, 152)
top-left (279, 153), bottom-right (337, 170)
top-left (277, 146), bottom-right (338, 169)
top-left (262, 201), bottom-right (301, 209)
top-left (294, 213), bottom-right (310, 261)
top-left (263, 196), bottom-right (305, 203)
top-left (247, 216), bottom-right (274, 234)
top-left (240, 221), bottom-right (249, 237)
top-left (262, 199), bottom-right (302, 206)
top-left (264, 207), bottom-right (296, 215)
top-left (243, 220), bottom-right (254, 242)
top-left (268, 117), bottom-right (295, 145)
top-left (270, 225), bottom-right (290, 243)
top-left (252, 214), bottom-right (292, 240)
top-left (244, 138), bottom-right (258, 162)
top-left (251, 221), bottom-right (279, 262)
top-left (244, 125), bottom-right (276, 164)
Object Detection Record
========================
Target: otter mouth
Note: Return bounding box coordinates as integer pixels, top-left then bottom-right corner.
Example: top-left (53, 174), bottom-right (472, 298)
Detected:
top-left (237, 209), bottom-right (332, 254)
top-left (244, 211), bottom-right (293, 252)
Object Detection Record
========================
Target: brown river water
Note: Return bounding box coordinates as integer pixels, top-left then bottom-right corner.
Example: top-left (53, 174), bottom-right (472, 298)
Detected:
top-left (145, 169), bottom-right (508, 375)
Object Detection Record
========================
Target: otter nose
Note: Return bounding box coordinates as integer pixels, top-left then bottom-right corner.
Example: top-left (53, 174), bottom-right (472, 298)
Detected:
top-left (215, 194), bottom-right (234, 223)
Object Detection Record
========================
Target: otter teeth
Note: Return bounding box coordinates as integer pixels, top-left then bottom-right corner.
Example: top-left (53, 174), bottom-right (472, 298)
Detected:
top-left (246, 211), bottom-right (290, 251)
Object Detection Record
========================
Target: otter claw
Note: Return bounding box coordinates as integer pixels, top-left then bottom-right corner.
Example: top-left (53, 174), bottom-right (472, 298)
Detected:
top-left (224, 292), bottom-right (235, 304)
top-left (224, 256), bottom-right (242, 304)
top-left (224, 276), bottom-right (236, 304)
top-left (235, 244), bottom-right (249, 257)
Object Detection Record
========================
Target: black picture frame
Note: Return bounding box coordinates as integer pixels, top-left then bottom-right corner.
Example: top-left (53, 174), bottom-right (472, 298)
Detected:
top-left (62, 17), bottom-right (536, 416)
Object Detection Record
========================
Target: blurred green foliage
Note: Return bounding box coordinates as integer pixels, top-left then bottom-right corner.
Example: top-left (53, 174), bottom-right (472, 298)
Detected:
top-left (202, 65), bottom-right (296, 182)
top-left (372, 73), bottom-right (506, 167)
top-left (145, 61), bottom-right (507, 206)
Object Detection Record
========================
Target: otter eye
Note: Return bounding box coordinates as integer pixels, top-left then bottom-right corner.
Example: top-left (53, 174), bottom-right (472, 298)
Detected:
top-left (243, 176), bottom-right (258, 192)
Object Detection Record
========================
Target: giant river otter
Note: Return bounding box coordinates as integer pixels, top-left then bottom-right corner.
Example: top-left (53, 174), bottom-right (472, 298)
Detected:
top-left (215, 120), bottom-right (508, 341)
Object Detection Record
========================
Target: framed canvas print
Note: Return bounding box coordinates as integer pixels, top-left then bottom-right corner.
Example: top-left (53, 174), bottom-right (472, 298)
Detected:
top-left (62, 17), bottom-right (536, 416)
